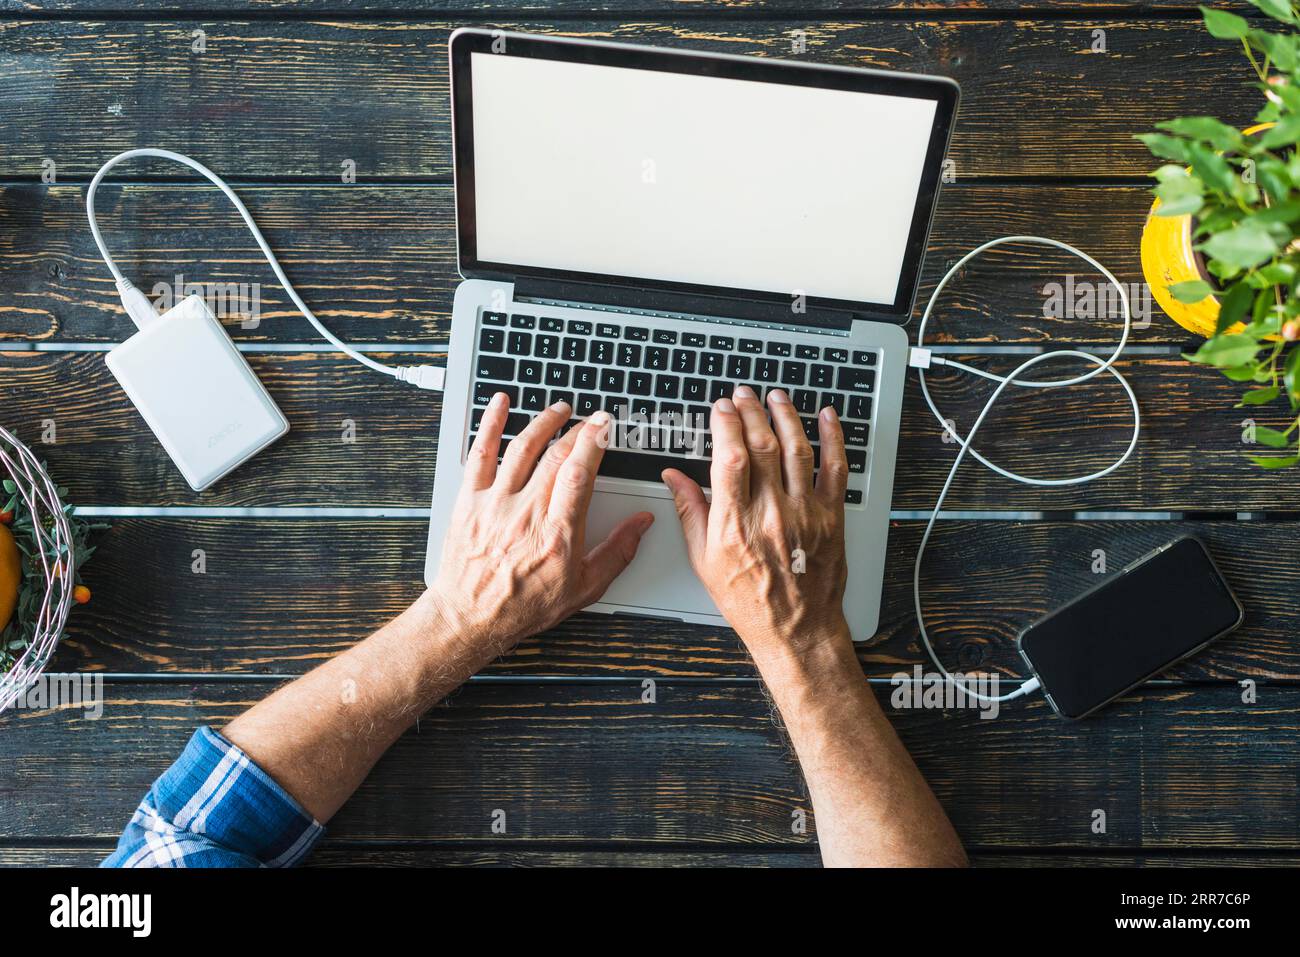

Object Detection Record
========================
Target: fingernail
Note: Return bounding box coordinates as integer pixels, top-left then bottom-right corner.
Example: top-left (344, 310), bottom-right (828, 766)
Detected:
top-left (639, 513), bottom-right (655, 531)
top-left (820, 405), bottom-right (838, 422)
top-left (715, 397), bottom-right (736, 414)
top-left (491, 392), bottom-right (508, 408)
top-left (734, 385), bottom-right (755, 400)
top-left (590, 410), bottom-right (611, 427)
top-left (550, 400), bottom-right (571, 413)
top-left (768, 389), bottom-right (790, 405)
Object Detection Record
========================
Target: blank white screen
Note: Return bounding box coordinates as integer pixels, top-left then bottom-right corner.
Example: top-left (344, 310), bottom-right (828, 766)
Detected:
top-left (469, 52), bottom-right (938, 306)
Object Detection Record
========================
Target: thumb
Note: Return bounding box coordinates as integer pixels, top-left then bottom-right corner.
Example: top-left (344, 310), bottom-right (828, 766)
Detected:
top-left (661, 468), bottom-right (708, 565)
top-left (581, 510), bottom-right (655, 602)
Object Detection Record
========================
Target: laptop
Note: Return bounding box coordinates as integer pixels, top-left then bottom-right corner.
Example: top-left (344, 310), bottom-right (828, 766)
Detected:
top-left (425, 29), bottom-right (958, 641)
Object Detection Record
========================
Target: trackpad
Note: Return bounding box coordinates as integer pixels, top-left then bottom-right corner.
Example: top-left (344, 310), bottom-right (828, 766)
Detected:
top-left (584, 489), bottom-right (719, 618)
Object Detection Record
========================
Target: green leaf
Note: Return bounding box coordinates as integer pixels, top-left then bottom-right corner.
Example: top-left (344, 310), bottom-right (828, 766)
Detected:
top-left (1216, 281), bottom-right (1255, 334)
top-left (1184, 333), bottom-right (1263, 368)
top-left (1256, 261), bottom-right (1298, 285)
top-left (1258, 110), bottom-right (1300, 149)
top-left (1186, 142), bottom-right (1238, 194)
top-left (1202, 221), bottom-right (1281, 269)
top-left (1137, 133), bottom-right (1191, 163)
top-left (1247, 0), bottom-right (1296, 24)
top-left (1239, 385), bottom-right (1281, 405)
top-left (1156, 116), bottom-right (1245, 152)
top-left (1202, 5), bottom-right (1251, 38)
top-left (1154, 175), bottom-right (1205, 217)
top-left (1169, 279), bottom-right (1215, 303)
top-left (1253, 424), bottom-right (1292, 447)
top-left (1248, 453), bottom-right (1300, 468)
top-left (1285, 344), bottom-right (1300, 401)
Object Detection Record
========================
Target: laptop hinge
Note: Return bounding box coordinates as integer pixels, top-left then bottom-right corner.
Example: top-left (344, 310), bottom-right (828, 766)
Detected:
top-left (513, 277), bottom-right (857, 332)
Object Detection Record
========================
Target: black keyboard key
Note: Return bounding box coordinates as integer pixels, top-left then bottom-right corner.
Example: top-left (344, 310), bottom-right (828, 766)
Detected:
top-left (597, 323), bottom-right (620, 339)
top-left (471, 408), bottom-right (485, 431)
top-left (683, 377), bottom-right (707, 402)
top-left (687, 404), bottom-right (711, 422)
top-left (549, 390), bottom-right (574, 409)
top-left (503, 412), bottom-right (531, 436)
top-left (853, 350), bottom-right (876, 366)
top-left (781, 361), bottom-right (807, 387)
top-left (844, 422), bottom-right (870, 446)
top-left (482, 311), bottom-right (507, 326)
top-left (628, 371), bottom-right (652, 395)
top-left (848, 394), bottom-right (872, 420)
top-left (796, 344), bottom-right (819, 360)
top-left (540, 317), bottom-right (564, 332)
top-left (474, 381), bottom-right (517, 406)
top-left (683, 333), bottom-right (706, 348)
top-left (801, 416), bottom-right (819, 440)
top-left (545, 364), bottom-right (570, 388)
top-left (617, 344), bottom-right (642, 367)
top-left (709, 380), bottom-right (733, 402)
top-left (837, 366), bottom-right (876, 393)
top-left (709, 335), bottom-right (735, 351)
top-left (479, 328), bottom-right (504, 353)
top-left (507, 331), bottom-right (531, 356)
top-left (590, 340), bottom-right (614, 365)
top-left (755, 358), bottom-right (779, 383)
top-left (563, 338), bottom-right (586, 362)
top-left (573, 366), bottom-right (597, 390)
top-left (625, 327), bottom-right (649, 341)
top-left (653, 329), bottom-right (678, 344)
top-left (700, 352), bottom-right (724, 377)
top-left (568, 320), bottom-right (593, 336)
top-left (654, 375), bottom-right (680, 400)
top-left (535, 335), bottom-right (560, 359)
top-left (518, 359), bottom-right (542, 384)
top-left (766, 341), bottom-right (792, 357)
top-left (671, 349), bottom-right (696, 374)
top-left (475, 355), bottom-right (515, 381)
top-left (510, 314), bottom-right (536, 329)
top-left (847, 449), bottom-right (867, 473)
top-left (576, 393), bottom-right (601, 416)
top-left (726, 355), bottom-right (751, 379)
top-left (824, 348), bottom-right (849, 363)
top-left (793, 389), bottom-right (817, 414)
top-left (821, 392), bottom-right (845, 416)
top-left (604, 395), bottom-right (626, 415)
top-left (522, 387), bottom-right (547, 412)
top-left (600, 369), bottom-right (625, 393)
top-left (646, 347), bottom-right (669, 371)
top-left (739, 338), bottom-right (763, 354)
top-left (631, 398), bottom-right (656, 419)
top-left (845, 489), bottom-right (863, 505)
top-left (810, 364), bottom-right (833, 388)
top-left (599, 450), bottom-right (712, 488)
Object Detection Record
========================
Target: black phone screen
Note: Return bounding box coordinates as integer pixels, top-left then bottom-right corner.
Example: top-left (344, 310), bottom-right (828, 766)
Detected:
top-left (1018, 537), bottom-right (1243, 718)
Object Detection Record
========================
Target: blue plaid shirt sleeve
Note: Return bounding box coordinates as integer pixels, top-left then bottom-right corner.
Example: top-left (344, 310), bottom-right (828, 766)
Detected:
top-left (102, 726), bottom-right (325, 868)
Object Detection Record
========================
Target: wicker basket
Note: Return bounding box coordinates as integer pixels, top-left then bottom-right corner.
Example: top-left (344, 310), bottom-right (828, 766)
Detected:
top-left (0, 426), bottom-right (75, 716)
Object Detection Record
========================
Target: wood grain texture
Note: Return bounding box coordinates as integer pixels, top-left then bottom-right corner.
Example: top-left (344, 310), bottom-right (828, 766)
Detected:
top-left (0, 19), bottom-right (1251, 179)
top-left (0, 350), bottom-right (1285, 511)
top-left (0, 2), bottom-right (1239, 14)
top-left (0, 182), bottom-right (1184, 347)
top-left (41, 518), bottom-right (1300, 680)
top-left (2, 681), bottom-right (1297, 848)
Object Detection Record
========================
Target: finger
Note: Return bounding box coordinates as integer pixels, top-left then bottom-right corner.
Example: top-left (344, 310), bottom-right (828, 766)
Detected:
top-left (766, 389), bottom-right (814, 497)
top-left (732, 385), bottom-right (782, 491)
top-left (708, 396), bottom-right (748, 516)
top-left (546, 410), bottom-right (614, 536)
top-left (661, 468), bottom-right (708, 563)
top-left (496, 401), bottom-right (571, 492)
top-left (526, 416), bottom-right (582, 498)
top-left (464, 392), bottom-right (509, 491)
top-left (815, 404), bottom-right (849, 504)
top-left (581, 511), bottom-right (655, 605)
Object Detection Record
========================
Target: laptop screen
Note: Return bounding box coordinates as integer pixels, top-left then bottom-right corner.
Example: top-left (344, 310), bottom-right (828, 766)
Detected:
top-left (453, 33), bottom-right (957, 320)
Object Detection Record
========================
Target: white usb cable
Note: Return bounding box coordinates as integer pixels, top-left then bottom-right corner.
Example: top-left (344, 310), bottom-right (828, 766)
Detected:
top-left (909, 236), bottom-right (1142, 704)
top-left (86, 148), bottom-right (445, 390)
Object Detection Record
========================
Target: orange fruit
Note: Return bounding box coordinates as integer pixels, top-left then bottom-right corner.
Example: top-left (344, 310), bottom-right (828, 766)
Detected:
top-left (0, 524), bottom-right (20, 628)
top-left (73, 585), bottom-right (91, 605)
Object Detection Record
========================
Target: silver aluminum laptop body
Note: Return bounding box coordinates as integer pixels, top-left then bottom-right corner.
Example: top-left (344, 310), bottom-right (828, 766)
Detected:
top-left (424, 30), bottom-right (957, 641)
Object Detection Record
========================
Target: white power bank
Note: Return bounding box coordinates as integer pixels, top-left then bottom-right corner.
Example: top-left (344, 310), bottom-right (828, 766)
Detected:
top-left (105, 295), bottom-right (289, 491)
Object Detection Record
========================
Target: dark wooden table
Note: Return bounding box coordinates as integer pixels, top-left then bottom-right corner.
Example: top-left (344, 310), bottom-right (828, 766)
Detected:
top-left (2, 0), bottom-right (1296, 868)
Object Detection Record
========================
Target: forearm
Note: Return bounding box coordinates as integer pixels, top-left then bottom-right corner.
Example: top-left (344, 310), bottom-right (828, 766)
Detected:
top-left (756, 624), bottom-right (967, 868)
top-left (222, 590), bottom-right (489, 823)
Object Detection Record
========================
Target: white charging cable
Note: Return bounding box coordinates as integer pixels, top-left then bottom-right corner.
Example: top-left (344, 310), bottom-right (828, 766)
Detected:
top-left (909, 236), bottom-right (1142, 704)
top-left (86, 148), bottom-right (445, 390)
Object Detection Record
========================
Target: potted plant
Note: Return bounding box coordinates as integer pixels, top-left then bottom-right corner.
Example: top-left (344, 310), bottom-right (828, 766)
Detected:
top-left (1139, 0), bottom-right (1300, 467)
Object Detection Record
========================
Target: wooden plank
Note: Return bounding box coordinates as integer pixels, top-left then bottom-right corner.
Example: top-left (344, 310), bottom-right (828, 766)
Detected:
top-left (0, 351), bottom-right (1282, 511)
top-left (0, 182), bottom-right (1185, 347)
top-left (2, 681), bottom-right (1297, 847)
top-left (6, 2), bottom-right (1238, 14)
top-left (45, 518), bottom-right (1300, 679)
top-left (0, 19), bottom-right (1250, 179)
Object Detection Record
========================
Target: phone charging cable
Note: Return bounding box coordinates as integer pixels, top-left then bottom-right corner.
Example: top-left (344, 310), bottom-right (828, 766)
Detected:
top-left (907, 236), bottom-right (1142, 705)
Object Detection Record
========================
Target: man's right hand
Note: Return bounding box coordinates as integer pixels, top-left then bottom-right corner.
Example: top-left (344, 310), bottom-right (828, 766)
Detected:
top-left (661, 385), bottom-right (855, 673)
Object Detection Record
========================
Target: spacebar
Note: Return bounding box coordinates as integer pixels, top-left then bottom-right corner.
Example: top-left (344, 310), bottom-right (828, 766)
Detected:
top-left (596, 450), bottom-right (712, 488)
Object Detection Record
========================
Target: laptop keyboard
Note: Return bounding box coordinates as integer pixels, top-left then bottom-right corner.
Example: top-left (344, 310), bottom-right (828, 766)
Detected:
top-left (467, 308), bottom-right (878, 506)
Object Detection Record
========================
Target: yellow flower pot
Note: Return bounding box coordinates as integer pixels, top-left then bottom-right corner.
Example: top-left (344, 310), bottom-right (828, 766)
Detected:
top-left (1140, 123), bottom-right (1273, 338)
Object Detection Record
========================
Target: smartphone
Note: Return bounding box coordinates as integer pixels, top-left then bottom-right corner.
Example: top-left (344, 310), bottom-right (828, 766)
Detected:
top-left (1017, 535), bottom-right (1244, 719)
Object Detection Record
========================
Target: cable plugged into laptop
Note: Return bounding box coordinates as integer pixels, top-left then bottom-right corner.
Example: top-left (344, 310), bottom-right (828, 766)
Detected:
top-left (87, 148), bottom-right (447, 392)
